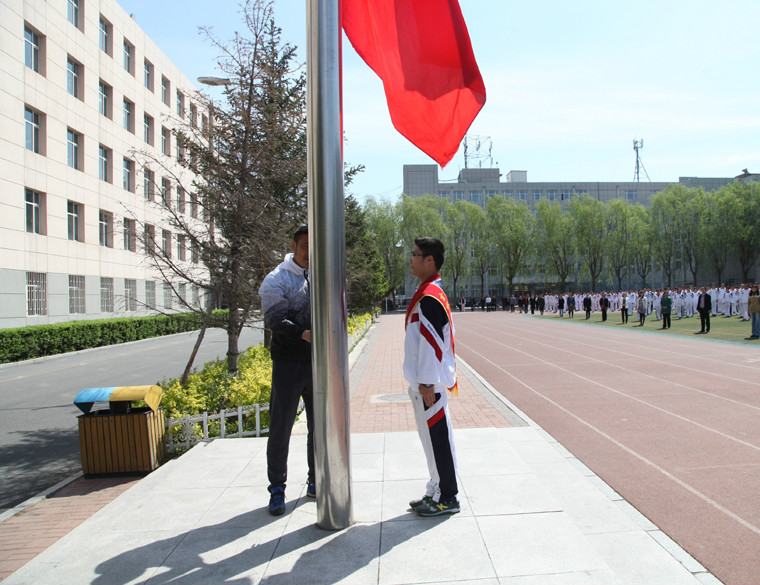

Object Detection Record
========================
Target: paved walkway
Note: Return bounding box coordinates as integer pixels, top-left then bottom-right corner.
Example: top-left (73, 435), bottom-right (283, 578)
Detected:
top-left (0, 314), bottom-right (721, 584)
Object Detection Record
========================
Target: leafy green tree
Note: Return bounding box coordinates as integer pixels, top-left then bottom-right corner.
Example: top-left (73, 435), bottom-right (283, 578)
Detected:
top-left (468, 204), bottom-right (493, 298)
top-left (705, 187), bottom-right (736, 284)
top-left (650, 187), bottom-right (681, 288)
top-left (345, 195), bottom-right (388, 312)
top-left (630, 203), bottom-right (654, 288)
top-left (534, 199), bottom-right (574, 291)
top-left (605, 199), bottom-right (634, 290)
top-left (724, 181), bottom-right (760, 282)
top-left (674, 186), bottom-right (709, 285)
top-left (569, 195), bottom-right (606, 291)
top-left (364, 196), bottom-right (405, 303)
top-left (442, 200), bottom-right (476, 298)
top-left (487, 196), bottom-right (533, 295)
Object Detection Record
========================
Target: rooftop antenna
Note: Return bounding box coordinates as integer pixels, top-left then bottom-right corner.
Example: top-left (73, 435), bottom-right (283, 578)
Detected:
top-left (633, 139), bottom-right (650, 182)
top-left (464, 135), bottom-right (493, 169)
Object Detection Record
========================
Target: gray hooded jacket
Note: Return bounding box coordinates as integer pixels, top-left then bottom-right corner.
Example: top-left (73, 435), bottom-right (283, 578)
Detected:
top-left (259, 253), bottom-right (311, 362)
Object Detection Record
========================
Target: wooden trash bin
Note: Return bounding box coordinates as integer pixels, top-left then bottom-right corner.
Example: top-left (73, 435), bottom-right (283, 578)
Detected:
top-left (74, 385), bottom-right (166, 475)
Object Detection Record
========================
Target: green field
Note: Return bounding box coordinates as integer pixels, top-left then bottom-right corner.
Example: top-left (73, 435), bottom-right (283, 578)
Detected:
top-left (535, 310), bottom-right (759, 345)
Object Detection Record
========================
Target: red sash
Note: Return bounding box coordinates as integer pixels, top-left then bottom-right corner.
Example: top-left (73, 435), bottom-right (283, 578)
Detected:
top-left (405, 274), bottom-right (458, 395)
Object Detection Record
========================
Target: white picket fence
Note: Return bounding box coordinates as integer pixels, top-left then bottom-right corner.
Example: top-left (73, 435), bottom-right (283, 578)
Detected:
top-left (164, 314), bottom-right (374, 453)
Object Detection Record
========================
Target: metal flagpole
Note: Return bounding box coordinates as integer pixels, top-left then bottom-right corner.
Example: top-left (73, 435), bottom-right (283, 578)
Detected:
top-left (306, 0), bottom-right (353, 530)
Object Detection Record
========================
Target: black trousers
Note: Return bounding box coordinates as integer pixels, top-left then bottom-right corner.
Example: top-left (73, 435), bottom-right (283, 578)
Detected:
top-left (267, 359), bottom-right (314, 492)
top-left (662, 314), bottom-right (671, 328)
top-left (601, 308), bottom-right (607, 321)
top-left (699, 309), bottom-right (711, 332)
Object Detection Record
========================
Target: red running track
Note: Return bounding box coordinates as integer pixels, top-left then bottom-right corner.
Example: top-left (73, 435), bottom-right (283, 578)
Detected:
top-left (454, 311), bottom-right (760, 585)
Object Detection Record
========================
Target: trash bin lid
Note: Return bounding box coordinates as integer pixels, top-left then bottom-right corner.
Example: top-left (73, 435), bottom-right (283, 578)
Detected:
top-left (74, 385), bottom-right (163, 415)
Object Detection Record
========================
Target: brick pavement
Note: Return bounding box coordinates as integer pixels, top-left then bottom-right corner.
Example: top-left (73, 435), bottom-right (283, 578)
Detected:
top-left (350, 313), bottom-right (514, 433)
top-left (0, 313), bottom-right (513, 581)
top-left (0, 477), bottom-right (138, 580)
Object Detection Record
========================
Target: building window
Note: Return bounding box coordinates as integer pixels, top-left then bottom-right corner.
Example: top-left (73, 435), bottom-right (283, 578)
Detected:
top-left (177, 234), bottom-right (186, 261)
top-left (123, 39), bottom-right (134, 75)
top-left (143, 169), bottom-right (154, 200)
top-left (163, 282), bottom-right (173, 310)
top-left (517, 191), bottom-right (527, 200)
top-left (67, 128), bottom-right (81, 170)
top-left (189, 103), bottom-right (197, 127)
top-left (625, 190), bottom-right (637, 200)
top-left (176, 90), bottom-right (185, 118)
top-left (25, 189), bottom-right (44, 234)
top-left (99, 17), bottom-right (111, 55)
top-left (178, 283), bottom-right (187, 305)
top-left (453, 191), bottom-right (465, 201)
top-left (98, 81), bottom-right (111, 118)
top-left (66, 57), bottom-right (83, 99)
top-left (24, 26), bottom-right (40, 72)
top-left (190, 193), bottom-right (198, 218)
top-left (143, 59), bottom-right (154, 91)
top-left (145, 281), bottom-right (156, 309)
top-left (99, 210), bottom-right (112, 247)
top-left (67, 200), bottom-right (82, 241)
top-left (125, 279), bottom-right (137, 311)
top-left (547, 190), bottom-right (557, 201)
top-left (143, 114), bottom-right (154, 145)
top-left (162, 229), bottom-right (171, 258)
top-left (176, 137), bottom-right (185, 162)
top-left (123, 218), bottom-right (137, 251)
top-left (161, 76), bottom-right (170, 106)
top-left (192, 284), bottom-right (200, 306)
top-left (68, 275), bottom-right (86, 314)
top-left (144, 223), bottom-right (155, 255)
top-left (98, 145), bottom-right (111, 182)
top-left (26, 272), bottom-right (47, 316)
top-left (161, 177), bottom-right (171, 207)
top-left (123, 98), bottom-right (134, 133)
top-left (25, 108), bottom-right (41, 153)
top-left (191, 241), bottom-right (199, 264)
top-left (161, 126), bottom-right (170, 155)
top-left (100, 277), bottom-right (114, 312)
top-left (561, 189), bottom-right (572, 200)
top-left (176, 186), bottom-right (185, 214)
top-left (470, 191), bottom-right (481, 202)
top-left (67, 0), bottom-right (80, 28)
top-left (122, 158), bottom-right (134, 191)
top-left (532, 190), bottom-right (543, 201)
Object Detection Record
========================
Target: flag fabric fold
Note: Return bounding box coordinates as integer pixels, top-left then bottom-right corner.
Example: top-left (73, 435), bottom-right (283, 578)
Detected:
top-left (341, 0), bottom-right (486, 167)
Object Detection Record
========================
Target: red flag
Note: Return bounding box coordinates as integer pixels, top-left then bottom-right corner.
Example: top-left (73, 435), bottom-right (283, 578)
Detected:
top-left (341, 0), bottom-right (486, 168)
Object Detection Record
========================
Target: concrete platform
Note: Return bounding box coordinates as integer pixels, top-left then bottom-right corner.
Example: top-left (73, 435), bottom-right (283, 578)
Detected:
top-left (3, 426), bottom-right (716, 585)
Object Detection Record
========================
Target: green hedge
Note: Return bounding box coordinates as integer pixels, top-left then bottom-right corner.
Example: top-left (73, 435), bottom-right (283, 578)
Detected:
top-left (0, 310), bottom-right (230, 364)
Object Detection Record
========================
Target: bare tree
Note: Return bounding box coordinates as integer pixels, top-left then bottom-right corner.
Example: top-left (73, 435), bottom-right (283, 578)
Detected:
top-left (133, 0), bottom-right (307, 375)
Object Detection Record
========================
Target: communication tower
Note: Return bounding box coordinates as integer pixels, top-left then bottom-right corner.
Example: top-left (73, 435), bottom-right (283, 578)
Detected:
top-left (633, 139), bottom-right (651, 182)
top-left (464, 135), bottom-right (493, 169)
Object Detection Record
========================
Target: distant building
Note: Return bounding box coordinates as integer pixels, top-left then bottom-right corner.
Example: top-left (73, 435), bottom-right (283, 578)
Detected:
top-left (403, 164), bottom-right (732, 208)
top-left (2, 0), bottom-right (205, 328)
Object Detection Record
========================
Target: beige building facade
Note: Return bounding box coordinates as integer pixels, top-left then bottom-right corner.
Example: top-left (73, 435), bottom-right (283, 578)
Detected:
top-left (2, 0), bottom-right (205, 328)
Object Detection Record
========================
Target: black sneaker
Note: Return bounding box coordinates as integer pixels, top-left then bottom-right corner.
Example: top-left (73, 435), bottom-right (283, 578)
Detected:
top-left (307, 483), bottom-right (316, 498)
top-left (268, 487), bottom-right (286, 516)
top-left (409, 495), bottom-right (434, 510)
top-left (415, 498), bottom-right (460, 517)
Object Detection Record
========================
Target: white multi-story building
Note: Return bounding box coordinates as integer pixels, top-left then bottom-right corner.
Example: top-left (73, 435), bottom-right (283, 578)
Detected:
top-left (1, 0), bottom-right (206, 328)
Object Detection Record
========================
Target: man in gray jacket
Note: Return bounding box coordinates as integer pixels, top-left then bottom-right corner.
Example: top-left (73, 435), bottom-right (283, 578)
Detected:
top-left (259, 226), bottom-right (314, 516)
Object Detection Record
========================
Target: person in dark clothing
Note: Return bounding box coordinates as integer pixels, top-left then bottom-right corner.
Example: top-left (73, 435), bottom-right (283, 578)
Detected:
top-left (600, 293), bottom-right (610, 321)
top-left (583, 295), bottom-right (592, 319)
top-left (697, 287), bottom-right (712, 333)
top-left (258, 226), bottom-right (314, 515)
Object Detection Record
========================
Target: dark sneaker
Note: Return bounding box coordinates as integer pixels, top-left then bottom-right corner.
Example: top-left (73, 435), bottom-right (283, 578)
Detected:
top-left (415, 498), bottom-right (460, 517)
top-left (268, 487), bottom-right (286, 516)
top-left (307, 483), bottom-right (316, 498)
top-left (409, 495), bottom-right (434, 510)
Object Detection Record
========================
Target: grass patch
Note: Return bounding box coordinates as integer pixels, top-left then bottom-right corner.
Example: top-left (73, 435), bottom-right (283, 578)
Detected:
top-left (534, 311), bottom-right (758, 345)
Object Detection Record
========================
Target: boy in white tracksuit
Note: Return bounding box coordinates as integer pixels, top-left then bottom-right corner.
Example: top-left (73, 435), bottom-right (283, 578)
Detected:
top-left (403, 237), bottom-right (459, 516)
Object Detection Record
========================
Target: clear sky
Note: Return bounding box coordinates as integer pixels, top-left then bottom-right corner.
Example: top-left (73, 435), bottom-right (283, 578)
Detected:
top-left (117, 0), bottom-right (760, 202)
